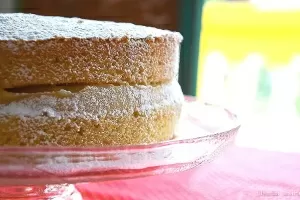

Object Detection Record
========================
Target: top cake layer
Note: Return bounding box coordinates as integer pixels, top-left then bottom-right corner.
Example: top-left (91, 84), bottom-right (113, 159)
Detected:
top-left (0, 13), bottom-right (182, 89)
top-left (0, 13), bottom-right (183, 41)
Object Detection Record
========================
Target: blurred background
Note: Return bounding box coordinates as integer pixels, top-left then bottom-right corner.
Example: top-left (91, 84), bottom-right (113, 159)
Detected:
top-left (2, 0), bottom-right (300, 152)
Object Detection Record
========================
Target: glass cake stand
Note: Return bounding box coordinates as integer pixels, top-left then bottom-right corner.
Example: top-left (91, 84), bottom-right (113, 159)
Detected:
top-left (0, 97), bottom-right (240, 199)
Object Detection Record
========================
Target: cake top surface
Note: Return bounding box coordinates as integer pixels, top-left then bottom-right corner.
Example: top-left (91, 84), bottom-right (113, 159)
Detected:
top-left (0, 13), bottom-right (183, 41)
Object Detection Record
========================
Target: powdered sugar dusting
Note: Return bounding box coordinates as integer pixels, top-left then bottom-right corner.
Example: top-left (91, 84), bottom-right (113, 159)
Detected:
top-left (36, 143), bottom-right (201, 173)
top-left (0, 104), bottom-right (40, 117)
top-left (0, 81), bottom-right (183, 119)
top-left (0, 13), bottom-right (183, 41)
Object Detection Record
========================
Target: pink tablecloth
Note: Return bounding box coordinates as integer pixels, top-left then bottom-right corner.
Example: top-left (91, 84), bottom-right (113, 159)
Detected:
top-left (76, 146), bottom-right (300, 200)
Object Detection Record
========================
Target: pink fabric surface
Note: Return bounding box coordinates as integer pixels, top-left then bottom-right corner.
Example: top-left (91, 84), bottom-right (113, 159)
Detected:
top-left (76, 146), bottom-right (300, 200)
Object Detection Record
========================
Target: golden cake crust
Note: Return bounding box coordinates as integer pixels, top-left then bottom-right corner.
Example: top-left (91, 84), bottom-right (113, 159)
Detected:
top-left (0, 37), bottom-right (180, 88)
top-left (0, 107), bottom-right (181, 146)
top-left (0, 13), bottom-right (182, 89)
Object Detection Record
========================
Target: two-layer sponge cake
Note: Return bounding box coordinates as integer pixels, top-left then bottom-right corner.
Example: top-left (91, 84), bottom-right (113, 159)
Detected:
top-left (0, 13), bottom-right (184, 146)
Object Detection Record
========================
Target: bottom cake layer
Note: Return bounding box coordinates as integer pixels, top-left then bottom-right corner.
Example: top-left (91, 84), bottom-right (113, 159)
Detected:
top-left (0, 82), bottom-right (183, 146)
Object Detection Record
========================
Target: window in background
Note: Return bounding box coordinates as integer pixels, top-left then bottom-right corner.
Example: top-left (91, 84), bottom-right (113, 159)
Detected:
top-left (197, 1), bottom-right (300, 152)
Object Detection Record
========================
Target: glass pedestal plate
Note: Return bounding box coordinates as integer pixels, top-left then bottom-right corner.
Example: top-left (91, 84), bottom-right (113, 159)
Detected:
top-left (0, 98), bottom-right (240, 199)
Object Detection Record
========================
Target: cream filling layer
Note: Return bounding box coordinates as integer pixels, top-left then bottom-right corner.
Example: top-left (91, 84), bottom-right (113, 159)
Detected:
top-left (0, 81), bottom-right (184, 119)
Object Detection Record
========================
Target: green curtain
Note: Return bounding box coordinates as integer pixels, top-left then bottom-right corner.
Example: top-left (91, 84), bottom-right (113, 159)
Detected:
top-left (178, 0), bottom-right (204, 96)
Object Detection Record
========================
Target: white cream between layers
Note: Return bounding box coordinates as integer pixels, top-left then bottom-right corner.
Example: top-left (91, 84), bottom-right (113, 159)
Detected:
top-left (0, 81), bottom-right (184, 120)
